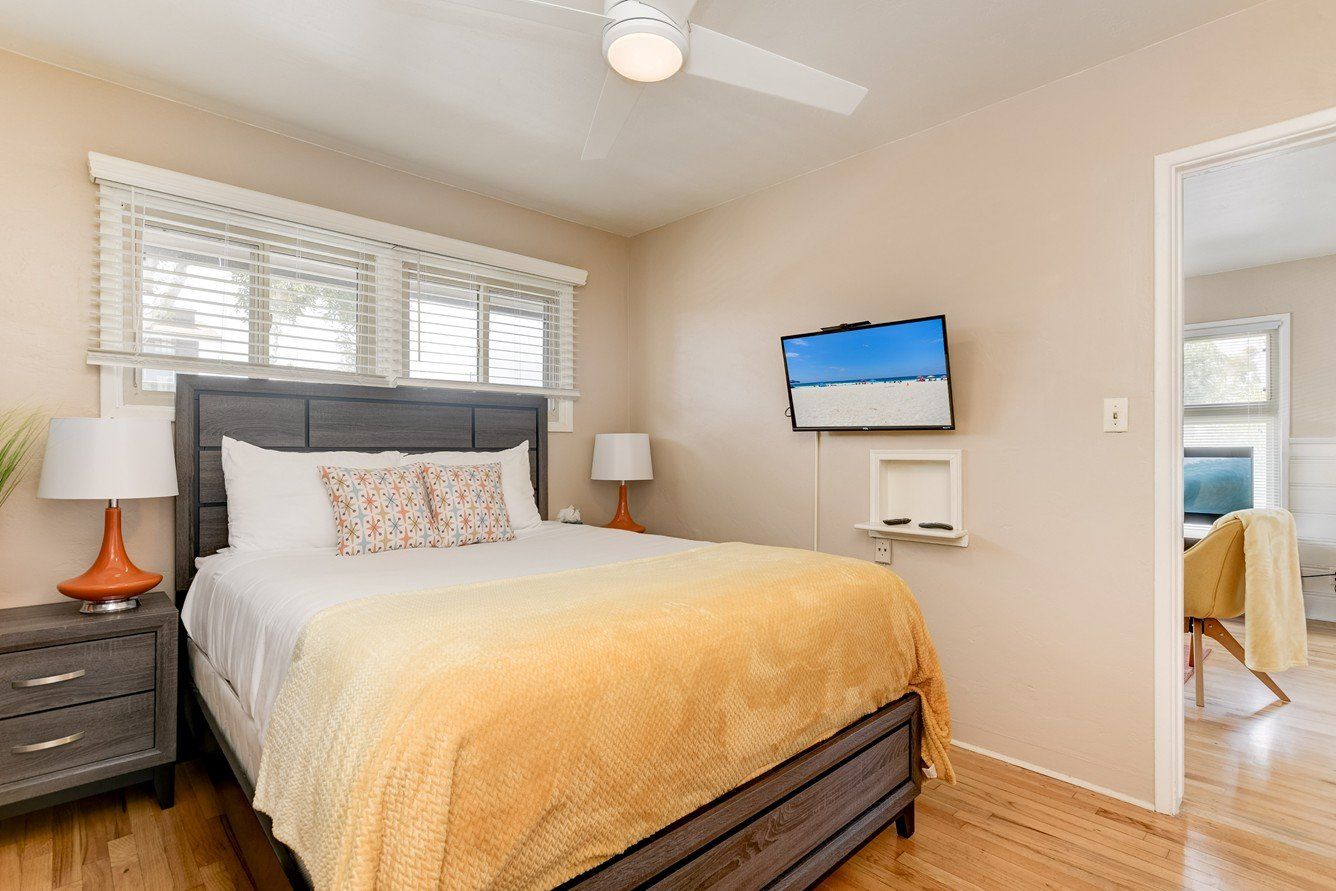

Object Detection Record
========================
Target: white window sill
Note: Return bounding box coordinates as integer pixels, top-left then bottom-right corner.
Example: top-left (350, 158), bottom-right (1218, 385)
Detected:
top-left (1184, 522), bottom-right (1213, 544)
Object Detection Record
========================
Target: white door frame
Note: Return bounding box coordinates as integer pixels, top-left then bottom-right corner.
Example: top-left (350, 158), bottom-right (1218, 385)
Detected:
top-left (1152, 105), bottom-right (1336, 814)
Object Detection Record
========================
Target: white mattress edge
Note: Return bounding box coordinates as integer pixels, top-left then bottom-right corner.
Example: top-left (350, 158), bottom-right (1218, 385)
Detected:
top-left (187, 637), bottom-right (263, 785)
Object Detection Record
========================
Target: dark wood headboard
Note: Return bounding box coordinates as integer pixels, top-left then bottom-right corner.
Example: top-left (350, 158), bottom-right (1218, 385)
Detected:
top-left (173, 375), bottom-right (548, 595)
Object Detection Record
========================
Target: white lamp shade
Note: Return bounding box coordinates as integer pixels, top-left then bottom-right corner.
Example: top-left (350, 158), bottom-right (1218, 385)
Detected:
top-left (591, 433), bottom-right (653, 482)
top-left (37, 418), bottom-right (178, 501)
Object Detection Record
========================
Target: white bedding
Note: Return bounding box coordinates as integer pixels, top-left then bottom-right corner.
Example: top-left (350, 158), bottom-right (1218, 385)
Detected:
top-left (181, 522), bottom-right (703, 738)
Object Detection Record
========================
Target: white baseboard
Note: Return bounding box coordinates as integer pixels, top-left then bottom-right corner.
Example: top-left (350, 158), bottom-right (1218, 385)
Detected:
top-left (1305, 590), bottom-right (1336, 622)
top-left (951, 740), bottom-right (1157, 812)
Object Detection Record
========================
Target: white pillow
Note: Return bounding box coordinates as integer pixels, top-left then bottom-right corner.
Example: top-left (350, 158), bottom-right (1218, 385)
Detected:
top-left (221, 437), bottom-right (400, 552)
top-left (404, 441), bottom-right (542, 531)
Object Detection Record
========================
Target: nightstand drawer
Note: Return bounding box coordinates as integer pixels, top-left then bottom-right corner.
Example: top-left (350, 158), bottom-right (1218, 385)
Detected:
top-left (0, 633), bottom-right (155, 719)
top-left (0, 692), bottom-right (155, 785)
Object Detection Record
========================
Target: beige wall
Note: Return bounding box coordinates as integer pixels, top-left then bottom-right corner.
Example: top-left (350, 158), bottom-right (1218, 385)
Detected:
top-left (626, 0), bottom-right (1336, 801)
top-left (1187, 253), bottom-right (1336, 438)
top-left (0, 49), bottom-right (631, 608)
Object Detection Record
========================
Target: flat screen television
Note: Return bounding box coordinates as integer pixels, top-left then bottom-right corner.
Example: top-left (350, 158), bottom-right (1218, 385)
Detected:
top-left (1184, 447), bottom-right (1254, 524)
top-left (781, 315), bottom-right (955, 431)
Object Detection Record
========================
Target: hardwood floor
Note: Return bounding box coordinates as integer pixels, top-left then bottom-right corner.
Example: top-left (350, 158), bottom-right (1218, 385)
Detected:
top-left (4, 621), bottom-right (1334, 889)
top-left (0, 756), bottom-right (288, 891)
top-left (1179, 619), bottom-right (1336, 866)
top-left (823, 618), bottom-right (1336, 890)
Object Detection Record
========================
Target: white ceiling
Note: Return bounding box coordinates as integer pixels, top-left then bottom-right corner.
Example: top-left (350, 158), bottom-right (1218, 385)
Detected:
top-left (0, 0), bottom-right (1263, 236)
top-left (1184, 138), bottom-right (1336, 277)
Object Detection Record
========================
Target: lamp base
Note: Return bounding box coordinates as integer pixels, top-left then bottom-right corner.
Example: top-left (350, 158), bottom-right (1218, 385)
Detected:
top-left (604, 482), bottom-right (646, 534)
top-left (58, 506), bottom-right (162, 614)
top-left (80, 598), bottom-right (140, 614)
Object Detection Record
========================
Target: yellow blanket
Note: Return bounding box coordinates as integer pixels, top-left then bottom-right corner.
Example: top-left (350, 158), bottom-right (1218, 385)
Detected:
top-left (253, 542), bottom-right (952, 890)
top-left (1215, 509), bottom-right (1308, 672)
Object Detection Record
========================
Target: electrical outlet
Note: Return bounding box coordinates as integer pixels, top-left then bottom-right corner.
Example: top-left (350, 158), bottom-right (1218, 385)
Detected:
top-left (874, 539), bottom-right (891, 564)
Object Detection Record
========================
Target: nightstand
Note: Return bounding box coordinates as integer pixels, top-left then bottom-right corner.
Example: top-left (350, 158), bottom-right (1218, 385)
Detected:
top-left (0, 592), bottom-right (177, 820)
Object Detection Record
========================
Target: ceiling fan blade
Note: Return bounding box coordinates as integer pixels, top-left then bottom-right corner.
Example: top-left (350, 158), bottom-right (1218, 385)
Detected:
top-left (582, 71), bottom-right (645, 160)
top-left (441, 0), bottom-right (609, 34)
top-left (650, 0), bottom-right (698, 25)
top-left (684, 25), bottom-right (867, 115)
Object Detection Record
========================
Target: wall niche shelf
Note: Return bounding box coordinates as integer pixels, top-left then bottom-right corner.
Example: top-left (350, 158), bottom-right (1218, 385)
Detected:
top-left (856, 450), bottom-right (968, 548)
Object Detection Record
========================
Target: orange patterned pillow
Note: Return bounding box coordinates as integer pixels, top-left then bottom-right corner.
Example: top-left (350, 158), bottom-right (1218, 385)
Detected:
top-left (414, 462), bottom-right (515, 548)
top-left (318, 465), bottom-right (437, 556)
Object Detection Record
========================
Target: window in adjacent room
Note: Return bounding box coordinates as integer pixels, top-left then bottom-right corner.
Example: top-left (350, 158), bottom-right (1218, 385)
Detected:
top-left (1182, 314), bottom-right (1290, 531)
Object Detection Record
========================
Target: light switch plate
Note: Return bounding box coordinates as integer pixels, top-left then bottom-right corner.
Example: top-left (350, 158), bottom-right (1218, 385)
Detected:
top-left (1104, 397), bottom-right (1129, 432)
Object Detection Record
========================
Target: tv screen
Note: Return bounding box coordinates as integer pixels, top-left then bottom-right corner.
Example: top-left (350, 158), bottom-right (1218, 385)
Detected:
top-left (1184, 447), bottom-right (1254, 524)
top-left (781, 315), bottom-right (955, 431)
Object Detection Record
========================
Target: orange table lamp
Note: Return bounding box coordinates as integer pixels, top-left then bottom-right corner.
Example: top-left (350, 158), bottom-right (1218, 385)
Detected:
top-left (591, 433), bottom-right (652, 533)
top-left (37, 418), bottom-right (178, 614)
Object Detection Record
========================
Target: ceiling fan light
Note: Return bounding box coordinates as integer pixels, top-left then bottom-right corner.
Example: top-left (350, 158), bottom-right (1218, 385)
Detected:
top-left (603, 17), bottom-right (687, 83)
top-left (607, 31), bottom-right (682, 82)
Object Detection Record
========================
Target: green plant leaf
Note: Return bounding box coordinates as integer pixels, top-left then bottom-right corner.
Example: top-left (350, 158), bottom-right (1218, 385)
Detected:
top-left (0, 408), bottom-right (46, 513)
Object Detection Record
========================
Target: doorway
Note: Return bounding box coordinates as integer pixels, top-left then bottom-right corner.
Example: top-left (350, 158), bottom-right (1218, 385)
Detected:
top-left (1154, 109), bottom-right (1336, 821)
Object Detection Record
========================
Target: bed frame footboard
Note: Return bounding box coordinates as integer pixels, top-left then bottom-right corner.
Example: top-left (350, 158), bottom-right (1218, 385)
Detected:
top-left (186, 678), bottom-right (920, 891)
top-left (563, 693), bottom-right (922, 890)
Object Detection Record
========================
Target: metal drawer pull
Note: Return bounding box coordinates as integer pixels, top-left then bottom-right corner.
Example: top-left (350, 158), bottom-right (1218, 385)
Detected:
top-left (12, 731), bottom-right (85, 754)
top-left (12, 668), bottom-right (86, 689)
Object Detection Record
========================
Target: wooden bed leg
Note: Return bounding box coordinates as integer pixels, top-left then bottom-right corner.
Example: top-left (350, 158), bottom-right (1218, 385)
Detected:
top-left (153, 764), bottom-right (176, 809)
top-left (895, 801), bottom-right (915, 839)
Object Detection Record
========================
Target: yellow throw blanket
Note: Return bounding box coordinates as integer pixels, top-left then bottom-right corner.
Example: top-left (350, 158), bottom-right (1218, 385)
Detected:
top-left (1215, 509), bottom-right (1308, 672)
top-left (253, 542), bottom-right (952, 890)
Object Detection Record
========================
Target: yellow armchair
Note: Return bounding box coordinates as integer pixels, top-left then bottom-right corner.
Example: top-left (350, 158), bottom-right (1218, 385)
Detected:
top-left (1185, 516), bottom-right (1289, 706)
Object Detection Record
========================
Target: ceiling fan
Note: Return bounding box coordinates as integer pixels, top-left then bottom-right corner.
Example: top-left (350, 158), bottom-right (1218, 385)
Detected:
top-left (441, 0), bottom-right (869, 159)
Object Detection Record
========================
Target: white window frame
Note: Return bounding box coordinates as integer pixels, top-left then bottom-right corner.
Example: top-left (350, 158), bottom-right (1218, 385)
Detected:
top-left (548, 399), bottom-right (574, 433)
top-left (1182, 312), bottom-right (1290, 537)
top-left (92, 154), bottom-right (584, 432)
top-left (101, 366), bottom-right (175, 420)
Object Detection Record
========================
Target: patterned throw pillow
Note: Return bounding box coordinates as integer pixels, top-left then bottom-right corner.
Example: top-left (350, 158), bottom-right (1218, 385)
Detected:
top-left (318, 465), bottom-right (437, 556)
top-left (414, 462), bottom-right (515, 548)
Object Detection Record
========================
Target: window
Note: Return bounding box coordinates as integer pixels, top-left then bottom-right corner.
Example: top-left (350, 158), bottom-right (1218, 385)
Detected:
top-left (95, 188), bottom-right (392, 389)
top-left (398, 253), bottom-right (575, 431)
top-left (91, 156), bottom-right (581, 430)
top-left (400, 254), bottom-right (574, 394)
top-left (1183, 315), bottom-right (1290, 519)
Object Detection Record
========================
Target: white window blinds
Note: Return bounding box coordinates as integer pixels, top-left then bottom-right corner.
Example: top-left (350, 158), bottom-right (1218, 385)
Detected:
top-left (400, 251), bottom-right (576, 395)
top-left (91, 174), bottom-right (579, 400)
top-left (1183, 317), bottom-right (1288, 511)
top-left (1184, 330), bottom-right (1271, 406)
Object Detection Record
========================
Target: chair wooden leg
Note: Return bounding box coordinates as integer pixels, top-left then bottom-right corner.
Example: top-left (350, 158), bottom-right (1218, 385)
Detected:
top-left (1201, 619), bottom-right (1290, 704)
top-left (1192, 618), bottom-right (1205, 707)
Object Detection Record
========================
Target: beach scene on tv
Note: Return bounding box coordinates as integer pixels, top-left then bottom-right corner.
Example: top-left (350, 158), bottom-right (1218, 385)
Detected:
top-left (784, 318), bottom-right (953, 428)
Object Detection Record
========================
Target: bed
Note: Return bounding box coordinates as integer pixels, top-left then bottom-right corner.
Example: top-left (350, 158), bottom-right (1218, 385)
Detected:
top-left (173, 375), bottom-right (941, 890)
